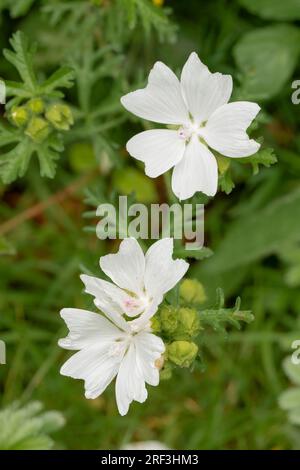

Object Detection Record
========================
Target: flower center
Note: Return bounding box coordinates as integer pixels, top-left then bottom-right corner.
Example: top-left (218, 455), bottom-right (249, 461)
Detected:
top-left (128, 322), bottom-right (141, 334)
top-left (108, 340), bottom-right (126, 358)
top-left (123, 292), bottom-right (151, 317)
top-left (178, 121), bottom-right (206, 142)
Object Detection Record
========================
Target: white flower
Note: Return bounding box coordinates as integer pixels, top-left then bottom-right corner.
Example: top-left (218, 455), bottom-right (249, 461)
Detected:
top-left (58, 238), bottom-right (189, 415)
top-left (121, 52), bottom-right (261, 200)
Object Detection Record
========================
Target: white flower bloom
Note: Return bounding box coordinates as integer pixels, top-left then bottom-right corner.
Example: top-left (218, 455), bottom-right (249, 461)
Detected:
top-left (121, 52), bottom-right (261, 200)
top-left (59, 238), bottom-right (189, 415)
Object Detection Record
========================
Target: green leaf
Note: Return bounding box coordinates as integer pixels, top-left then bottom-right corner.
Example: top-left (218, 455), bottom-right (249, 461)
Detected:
top-left (2, 0), bottom-right (36, 18)
top-left (199, 290), bottom-right (253, 332)
top-left (236, 148), bottom-right (277, 175)
top-left (0, 120), bottom-right (21, 146)
top-left (126, 0), bottom-right (138, 29)
top-left (4, 80), bottom-right (31, 99)
top-left (0, 138), bottom-right (32, 184)
top-left (0, 401), bottom-right (64, 450)
top-left (36, 134), bottom-right (64, 178)
top-left (198, 188), bottom-right (300, 275)
top-left (0, 123), bottom-right (64, 183)
top-left (219, 169), bottom-right (235, 194)
top-left (4, 31), bottom-right (37, 92)
top-left (4, 32), bottom-right (75, 102)
top-left (112, 167), bottom-right (158, 203)
top-left (40, 66), bottom-right (75, 97)
top-left (234, 25), bottom-right (300, 100)
top-left (239, 0), bottom-right (300, 20)
top-left (120, 0), bottom-right (177, 39)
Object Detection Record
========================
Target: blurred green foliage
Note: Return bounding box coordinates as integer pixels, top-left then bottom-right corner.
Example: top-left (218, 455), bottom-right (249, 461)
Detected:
top-left (0, 0), bottom-right (300, 450)
top-left (0, 401), bottom-right (64, 450)
top-left (279, 356), bottom-right (300, 428)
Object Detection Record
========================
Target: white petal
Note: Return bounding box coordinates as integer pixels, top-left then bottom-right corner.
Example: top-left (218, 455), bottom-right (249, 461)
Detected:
top-left (180, 52), bottom-right (232, 124)
top-left (100, 238), bottom-right (145, 296)
top-left (202, 101), bottom-right (261, 157)
top-left (58, 308), bottom-right (120, 350)
top-left (134, 332), bottom-right (165, 386)
top-left (121, 61), bottom-right (189, 125)
top-left (60, 342), bottom-right (122, 399)
top-left (126, 129), bottom-right (186, 178)
top-left (115, 342), bottom-right (147, 416)
top-left (171, 135), bottom-right (218, 200)
top-left (80, 275), bottom-right (129, 331)
top-left (144, 238), bottom-right (189, 299)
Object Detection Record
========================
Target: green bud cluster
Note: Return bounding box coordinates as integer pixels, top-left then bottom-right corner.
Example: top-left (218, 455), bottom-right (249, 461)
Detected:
top-left (157, 305), bottom-right (201, 340)
top-left (150, 315), bottom-right (161, 335)
top-left (9, 98), bottom-right (73, 142)
top-left (160, 305), bottom-right (178, 336)
top-left (151, 303), bottom-right (202, 376)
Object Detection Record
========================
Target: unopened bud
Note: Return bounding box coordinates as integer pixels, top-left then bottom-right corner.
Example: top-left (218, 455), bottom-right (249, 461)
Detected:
top-left (27, 98), bottom-right (44, 114)
top-left (159, 305), bottom-right (178, 336)
top-left (174, 307), bottom-right (201, 339)
top-left (10, 106), bottom-right (29, 127)
top-left (46, 103), bottom-right (73, 131)
top-left (179, 279), bottom-right (206, 305)
top-left (25, 117), bottom-right (50, 142)
top-left (151, 315), bottom-right (161, 334)
top-left (167, 340), bottom-right (198, 368)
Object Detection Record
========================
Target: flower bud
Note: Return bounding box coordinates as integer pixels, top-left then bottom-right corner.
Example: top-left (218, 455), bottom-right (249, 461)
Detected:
top-left (10, 106), bottom-right (29, 127)
top-left (179, 278), bottom-right (206, 305)
top-left (167, 340), bottom-right (198, 368)
top-left (46, 103), bottom-right (74, 131)
top-left (174, 307), bottom-right (201, 339)
top-left (27, 98), bottom-right (44, 114)
top-left (151, 315), bottom-right (161, 334)
top-left (159, 305), bottom-right (178, 336)
top-left (25, 117), bottom-right (50, 142)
